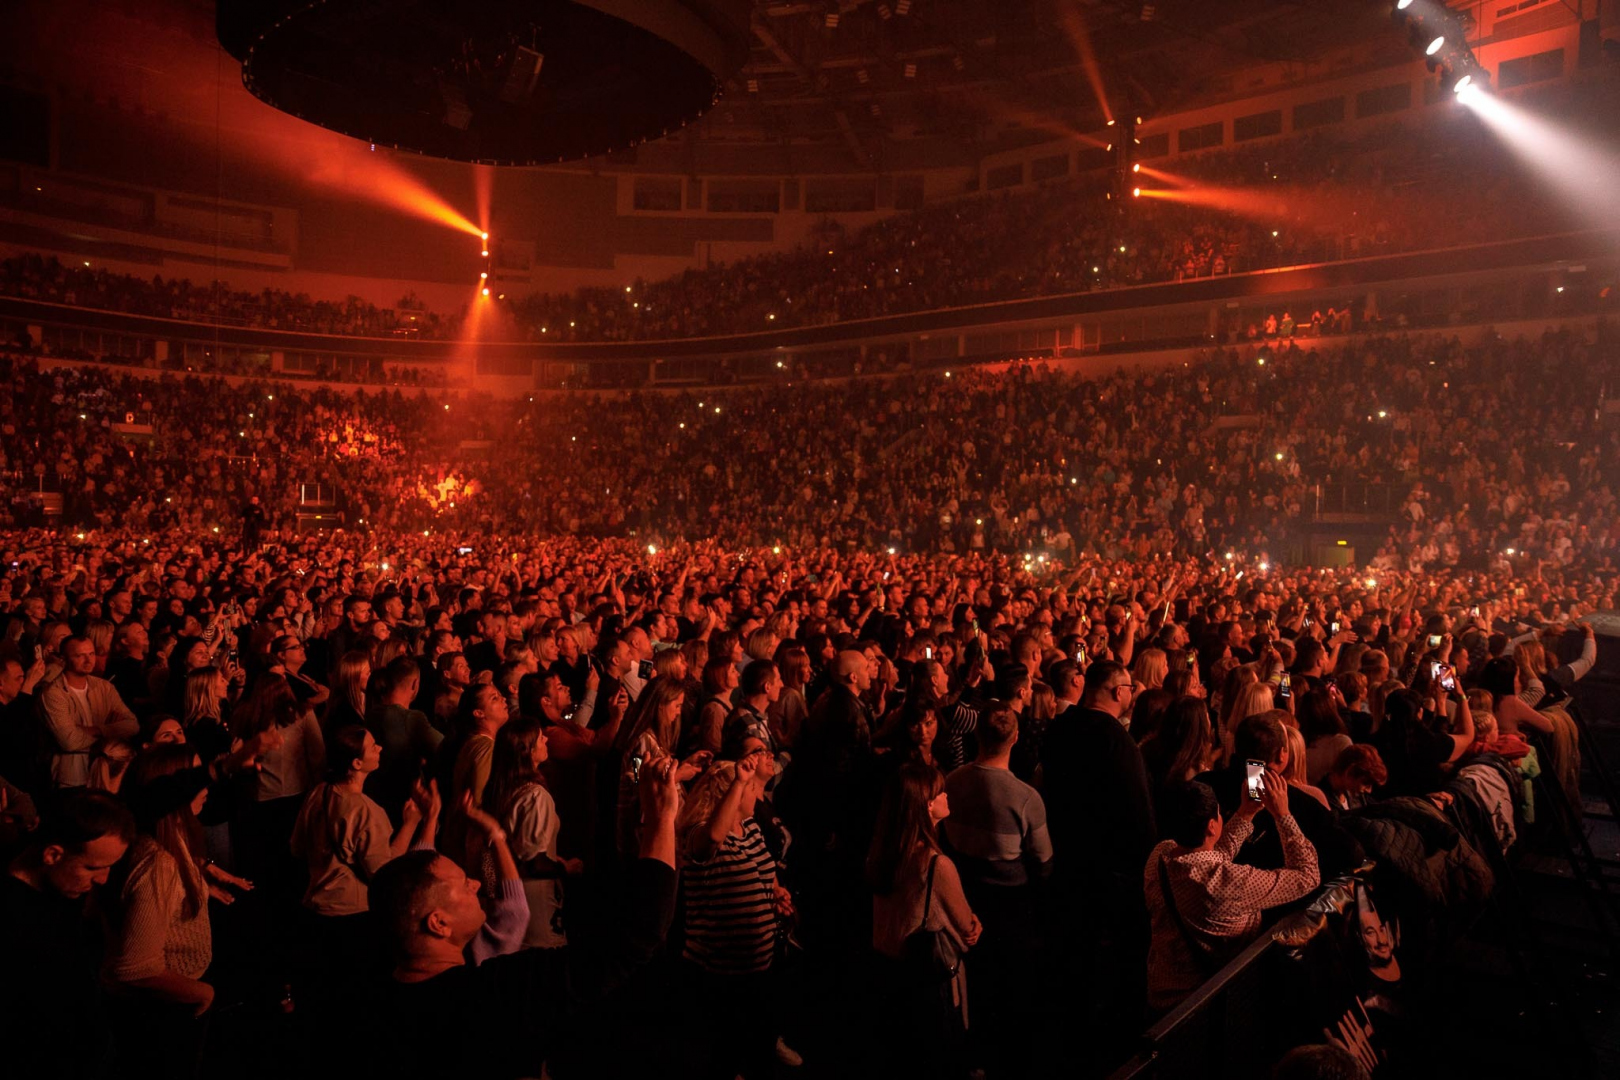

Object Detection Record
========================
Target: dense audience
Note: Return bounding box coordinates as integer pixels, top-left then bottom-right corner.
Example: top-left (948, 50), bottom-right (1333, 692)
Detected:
top-left (5, 322), bottom-right (1618, 580)
top-left (0, 322), bottom-right (1612, 1078)
top-left (0, 517), bottom-right (1599, 1077)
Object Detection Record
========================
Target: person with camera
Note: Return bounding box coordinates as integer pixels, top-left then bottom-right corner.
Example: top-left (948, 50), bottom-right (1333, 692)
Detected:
top-left (1144, 775), bottom-right (1319, 1011)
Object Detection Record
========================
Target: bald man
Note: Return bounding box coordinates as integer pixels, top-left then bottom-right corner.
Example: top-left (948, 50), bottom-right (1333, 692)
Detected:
top-left (781, 650), bottom-right (877, 946)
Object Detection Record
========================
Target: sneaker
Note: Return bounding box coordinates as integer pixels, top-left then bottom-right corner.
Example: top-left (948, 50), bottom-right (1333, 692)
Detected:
top-left (774, 1037), bottom-right (803, 1067)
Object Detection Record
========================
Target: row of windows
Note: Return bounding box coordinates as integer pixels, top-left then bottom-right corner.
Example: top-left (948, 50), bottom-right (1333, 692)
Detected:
top-left (622, 47), bottom-right (1566, 217)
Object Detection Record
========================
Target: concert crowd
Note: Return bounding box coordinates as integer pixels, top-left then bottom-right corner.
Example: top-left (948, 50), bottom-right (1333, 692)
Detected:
top-left (0, 320), bottom-right (1614, 1078)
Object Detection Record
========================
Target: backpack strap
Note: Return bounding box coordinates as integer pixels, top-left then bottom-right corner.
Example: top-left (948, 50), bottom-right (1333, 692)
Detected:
top-left (916, 853), bottom-right (939, 933)
top-left (1158, 854), bottom-right (1222, 974)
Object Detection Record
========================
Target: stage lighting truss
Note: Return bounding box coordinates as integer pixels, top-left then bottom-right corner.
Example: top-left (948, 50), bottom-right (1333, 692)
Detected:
top-left (1391, 2), bottom-right (1484, 97)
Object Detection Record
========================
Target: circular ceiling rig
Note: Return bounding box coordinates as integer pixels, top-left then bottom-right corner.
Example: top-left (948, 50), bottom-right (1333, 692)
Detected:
top-left (218, 0), bottom-right (752, 164)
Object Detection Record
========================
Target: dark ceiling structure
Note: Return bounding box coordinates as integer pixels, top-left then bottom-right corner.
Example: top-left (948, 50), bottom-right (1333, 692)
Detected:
top-left (687, 0), bottom-right (1401, 167)
top-left (217, 0), bottom-right (755, 164)
top-left (5, 0), bottom-right (1405, 175)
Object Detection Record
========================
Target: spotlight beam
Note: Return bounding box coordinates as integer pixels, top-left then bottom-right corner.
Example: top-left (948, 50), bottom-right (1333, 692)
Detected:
top-left (1458, 87), bottom-right (1620, 235)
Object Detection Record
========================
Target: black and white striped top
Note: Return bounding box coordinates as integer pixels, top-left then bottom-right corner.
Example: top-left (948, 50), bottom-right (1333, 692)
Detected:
top-left (681, 818), bottom-right (777, 975)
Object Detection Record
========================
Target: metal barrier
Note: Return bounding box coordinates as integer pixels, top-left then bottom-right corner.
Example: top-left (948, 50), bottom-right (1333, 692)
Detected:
top-left (1106, 930), bottom-right (1283, 1080)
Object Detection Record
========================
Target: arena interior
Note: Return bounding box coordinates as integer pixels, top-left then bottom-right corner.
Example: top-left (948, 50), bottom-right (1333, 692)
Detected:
top-left (3, 2), bottom-right (1620, 1078)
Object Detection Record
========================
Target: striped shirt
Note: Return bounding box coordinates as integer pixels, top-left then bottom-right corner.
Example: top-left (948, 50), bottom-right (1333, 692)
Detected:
top-left (937, 699), bottom-right (981, 773)
top-left (941, 762), bottom-right (1053, 888)
top-left (104, 836), bottom-right (211, 983)
top-left (681, 818), bottom-right (777, 975)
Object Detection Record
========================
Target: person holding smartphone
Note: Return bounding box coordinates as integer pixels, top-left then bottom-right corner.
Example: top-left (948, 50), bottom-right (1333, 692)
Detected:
top-left (1144, 775), bottom-right (1319, 1010)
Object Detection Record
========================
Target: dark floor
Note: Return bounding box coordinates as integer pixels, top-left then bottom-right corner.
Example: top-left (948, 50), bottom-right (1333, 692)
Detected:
top-left (1428, 673), bottom-right (1620, 1079)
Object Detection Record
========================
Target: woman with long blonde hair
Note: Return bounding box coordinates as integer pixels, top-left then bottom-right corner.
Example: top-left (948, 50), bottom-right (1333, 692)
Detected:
top-left (1131, 648), bottom-right (1168, 695)
top-left (85, 618), bottom-right (115, 676)
top-left (1219, 681), bottom-right (1273, 765)
top-left (181, 666), bottom-right (232, 761)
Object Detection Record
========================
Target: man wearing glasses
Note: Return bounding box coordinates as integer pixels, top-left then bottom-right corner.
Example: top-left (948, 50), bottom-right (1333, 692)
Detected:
top-left (1039, 660), bottom-right (1157, 1039)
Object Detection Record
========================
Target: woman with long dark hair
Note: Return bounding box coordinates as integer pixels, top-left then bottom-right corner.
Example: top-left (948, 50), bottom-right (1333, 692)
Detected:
top-left (1298, 687), bottom-right (1353, 785)
top-left (484, 719), bottom-right (581, 950)
top-left (289, 724), bottom-right (433, 922)
top-left (868, 761), bottom-right (981, 1078)
top-left (322, 650), bottom-right (371, 732)
top-left (1140, 696), bottom-right (1215, 817)
top-left (163, 636), bottom-right (213, 718)
top-left (105, 745), bottom-right (252, 1077)
top-left (615, 678), bottom-right (708, 857)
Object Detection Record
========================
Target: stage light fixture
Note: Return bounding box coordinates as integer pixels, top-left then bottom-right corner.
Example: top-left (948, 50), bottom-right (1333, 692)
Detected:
top-left (1426, 36), bottom-right (1444, 55)
top-left (1396, 0), bottom-right (1413, 9)
top-left (1132, 187), bottom-right (1141, 197)
top-left (480, 231), bottom-right (488, 240)
top-left (481, 287), bottom-right (490, 296)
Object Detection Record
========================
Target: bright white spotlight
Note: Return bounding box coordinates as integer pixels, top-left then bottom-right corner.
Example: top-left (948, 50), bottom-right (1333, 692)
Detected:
top-left (1459, 84), bottom-right (1620, 230)
top-left (1396, 0), bottom-right (1414, 8)
top-left (1452, 73), bottom-right (1473, 95)
top-left (1425, 36), bottom-right (1444, 55)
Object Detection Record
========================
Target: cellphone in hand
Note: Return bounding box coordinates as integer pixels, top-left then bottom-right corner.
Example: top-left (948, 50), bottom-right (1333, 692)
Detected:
top-left (1427, 633), bottom-right (1443, 648)
top-left (924, 646), bottom-right (933, 660)
top-left (629, 755), bottom-right (644, 784)
top-left (1277, 672), bottom-right (1292, 699)
top-left (1245, 759), bottom-right (1267, 802)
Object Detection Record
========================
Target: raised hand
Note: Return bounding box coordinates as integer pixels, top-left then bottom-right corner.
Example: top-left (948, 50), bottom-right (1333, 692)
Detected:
top-left (639, 754), bottom-right (681, 825)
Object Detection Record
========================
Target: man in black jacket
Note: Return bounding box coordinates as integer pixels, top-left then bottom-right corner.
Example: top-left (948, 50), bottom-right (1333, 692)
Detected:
top-left (1041, 660), bottom-right (1156, 879)
top-left (1196, 712), bottom-right (1364, 877)
top-left (781, 649), bottom-right (875, 950)
top-left (368, 756), bottom-right (682, 1080)
top-left (1039, 659), bottom-right (1157, 1044)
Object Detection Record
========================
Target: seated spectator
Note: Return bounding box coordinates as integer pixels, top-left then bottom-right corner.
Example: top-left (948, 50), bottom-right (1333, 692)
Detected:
top-left (1322, 745), bottom-right (1389, 813)
top-left (1144, 779), bottom-right (1319, 1010)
